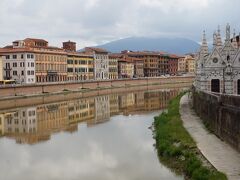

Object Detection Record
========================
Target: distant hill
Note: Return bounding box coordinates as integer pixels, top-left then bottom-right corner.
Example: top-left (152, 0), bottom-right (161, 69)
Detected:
top-left (88, 37), bottom-right (200, 55)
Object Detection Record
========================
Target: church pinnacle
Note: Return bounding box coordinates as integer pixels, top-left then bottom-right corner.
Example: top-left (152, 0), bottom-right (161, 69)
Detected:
top-left (226, 23), bottom-right (231, 41)
top-left (216, 25), bottom-right (222, 49)
top-left (200, 30), bottom-right (208, 55)
top-left (232, 29), bottom-right (238, 49)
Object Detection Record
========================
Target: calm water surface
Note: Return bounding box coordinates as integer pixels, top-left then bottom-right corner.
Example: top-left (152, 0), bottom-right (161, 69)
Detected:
top-left (0, 89), bottom-right (183, 180)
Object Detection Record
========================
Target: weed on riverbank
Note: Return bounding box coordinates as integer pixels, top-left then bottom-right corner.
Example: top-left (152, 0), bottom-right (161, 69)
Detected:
top-left (153, 93), bottom-right (227, 180)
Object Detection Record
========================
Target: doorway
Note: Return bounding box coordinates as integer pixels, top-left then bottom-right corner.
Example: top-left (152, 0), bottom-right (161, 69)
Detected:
top-left (211, 79), bottom-right (220, 93)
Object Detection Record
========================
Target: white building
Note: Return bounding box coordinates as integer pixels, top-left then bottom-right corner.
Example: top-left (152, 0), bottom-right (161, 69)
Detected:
top-left (0, 45), bottom-right (36, 84)
top-left (195, 24), bottom-right (240, 95)
top-left (84, 47), bottom-right (109, 80)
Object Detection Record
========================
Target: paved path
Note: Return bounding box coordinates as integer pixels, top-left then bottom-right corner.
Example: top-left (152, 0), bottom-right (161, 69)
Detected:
top-left (180, 94), bottom-right (240, 180)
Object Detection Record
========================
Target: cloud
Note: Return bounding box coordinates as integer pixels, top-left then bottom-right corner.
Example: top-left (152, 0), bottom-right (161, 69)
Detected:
top-left (0, 0), bottom-right (239, 49)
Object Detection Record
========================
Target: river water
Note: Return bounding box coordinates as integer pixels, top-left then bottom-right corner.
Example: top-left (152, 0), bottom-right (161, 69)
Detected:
top-left (0, 89), bottom-right (184, 180)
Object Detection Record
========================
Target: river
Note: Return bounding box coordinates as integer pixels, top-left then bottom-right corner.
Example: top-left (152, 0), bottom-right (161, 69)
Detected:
top-left (0, 88), bottom-right (184, 180)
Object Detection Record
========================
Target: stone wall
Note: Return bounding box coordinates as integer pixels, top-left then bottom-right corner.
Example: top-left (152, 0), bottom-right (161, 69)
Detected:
top-left (193, 88), bottom-right (240, 151)
top-left (0, 76), bottom-right (194, 98)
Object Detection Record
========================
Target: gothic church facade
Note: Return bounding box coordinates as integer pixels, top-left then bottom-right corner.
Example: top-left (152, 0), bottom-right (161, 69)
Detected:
top-left (195, 24), bottom-right (240, 95)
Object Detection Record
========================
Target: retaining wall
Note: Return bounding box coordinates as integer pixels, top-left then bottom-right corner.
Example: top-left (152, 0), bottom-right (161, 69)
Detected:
top-left (193, 88), bottom-right (240, 151)
top-left (0, 76), bottom-right (194, 99)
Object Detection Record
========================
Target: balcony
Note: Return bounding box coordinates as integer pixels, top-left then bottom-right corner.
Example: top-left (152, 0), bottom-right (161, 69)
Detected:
top-left (47, 70), bottom-right (58, 76)
top-left (4, 67), bottom-right (12, 71)
top-left (4, 76), bottom-right (12, 80)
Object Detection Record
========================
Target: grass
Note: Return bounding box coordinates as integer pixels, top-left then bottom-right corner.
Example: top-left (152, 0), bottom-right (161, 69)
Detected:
top-left (153, 93), bottom-right (227, 180)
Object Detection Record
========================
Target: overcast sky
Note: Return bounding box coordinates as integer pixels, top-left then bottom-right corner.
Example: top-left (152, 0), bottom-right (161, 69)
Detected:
top-left (0, 0), bottom-right (240, 49)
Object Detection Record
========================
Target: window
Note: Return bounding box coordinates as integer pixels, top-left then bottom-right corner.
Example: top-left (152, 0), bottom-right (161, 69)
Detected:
top-left (31, 71), bottom-right (34, 75)
top-left (67, 60), bottom-right (73, 64)
top-left (31, 62), bottom-right (34, 67)
top-left (6, 55), bottom-right (10, 59)
top-left (13, 71), bottom-right (17, 75)
top-left (27, 54), bottom-right (31, 59)
top-left (13, 62), bottom-right (17, 67)
top-left (67, 68), bottom-right (73, 72)
top-left (27, 71), bottom-right (30, 75)
top-left (13, 55), bottom-right (17, 59)
top-left (21, 71), bottom-right (24, 75)
top-left (31, 54), bottom-right (34, 59)
top-left (213, 57), bottom-right (218, 63)
top-left (21, 54), bottom-right (24, 59)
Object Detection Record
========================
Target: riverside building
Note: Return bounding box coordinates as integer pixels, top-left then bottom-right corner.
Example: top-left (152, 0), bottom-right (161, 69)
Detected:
top-left (0, 38), bottom-right (68, 83)
top-left (62, 41), bottom-right (94, 81)
top-left (84, 47), bottom-right (109, 80)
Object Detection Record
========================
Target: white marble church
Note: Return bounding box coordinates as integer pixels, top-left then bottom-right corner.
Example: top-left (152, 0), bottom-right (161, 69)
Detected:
top-left (195, 24), bottom-right (240, 95)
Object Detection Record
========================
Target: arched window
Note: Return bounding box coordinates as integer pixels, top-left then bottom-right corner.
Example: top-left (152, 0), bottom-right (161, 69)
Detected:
top-left (227, 55), bottom-right (230, 61)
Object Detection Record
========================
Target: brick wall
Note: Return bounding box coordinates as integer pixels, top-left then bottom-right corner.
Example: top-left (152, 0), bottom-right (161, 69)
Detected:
top-left (0, 76), bottom-right (194, 98)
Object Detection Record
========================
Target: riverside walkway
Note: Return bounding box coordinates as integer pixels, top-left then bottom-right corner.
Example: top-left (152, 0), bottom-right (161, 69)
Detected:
top-left (180, 94), bottom-right (240, 180)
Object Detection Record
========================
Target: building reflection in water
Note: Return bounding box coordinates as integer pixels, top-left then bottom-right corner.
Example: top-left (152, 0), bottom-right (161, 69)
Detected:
top-left (0, 89), bottom-right (180, 144)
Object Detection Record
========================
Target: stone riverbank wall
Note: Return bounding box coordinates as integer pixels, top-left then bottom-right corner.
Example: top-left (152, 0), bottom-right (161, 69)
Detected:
top-left (193, 88), bottom-right (240, 152)
top-left (0, 76), bottom-right (194, 99)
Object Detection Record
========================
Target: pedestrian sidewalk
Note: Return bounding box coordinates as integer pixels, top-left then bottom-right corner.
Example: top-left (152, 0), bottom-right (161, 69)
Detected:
top-left (180, 94), bottom-right (240, 180)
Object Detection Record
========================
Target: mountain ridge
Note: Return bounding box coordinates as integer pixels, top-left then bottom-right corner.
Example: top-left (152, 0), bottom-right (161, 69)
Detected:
top-left (80, 37), bottom-right (200, 55)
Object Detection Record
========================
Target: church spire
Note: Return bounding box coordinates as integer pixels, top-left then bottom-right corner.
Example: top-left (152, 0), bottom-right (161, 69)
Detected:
top-left (226, 23), bottom-right (231, 41)
top-left (216, 25), bottom-right (222, 49)
top-left (213, 31), bottom-right (217, 48)
top-left (232, 29), bottom-right (238, 49)
top-left (200, 30), bottom-right (208, 55)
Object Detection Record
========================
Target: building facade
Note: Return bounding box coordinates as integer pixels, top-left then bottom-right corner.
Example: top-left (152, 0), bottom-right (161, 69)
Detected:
top-left (129, 57), bottom-right (144, 78)
top-left (196, 24), bottom-right (240, 95)
top-left (178, 57), bottom-right (186, 74)
top-left (168, 55), bottom-right (179, 75)
top-left (0, 49), bottom-right (36, 84)
top-left (118, 58), bottom-right (134, 78)
top-left (125, 51), bottom-right (159, 77)
top-left (108, 58), bottom-right (118, 79)
top-left (84, 47), bottom-right (109, 80)
top-left (66, 53), bottom-right (94, 81)
top-left (0, 38), bottom-right (68, 83)
top-left (185, 55), bottom-right (195, 74)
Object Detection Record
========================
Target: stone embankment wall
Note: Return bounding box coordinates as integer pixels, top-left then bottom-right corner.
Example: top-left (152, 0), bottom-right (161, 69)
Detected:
top-left (0, 76), bottom-right (194, 99)
top-left (192, 88), bottom-right (240, 152)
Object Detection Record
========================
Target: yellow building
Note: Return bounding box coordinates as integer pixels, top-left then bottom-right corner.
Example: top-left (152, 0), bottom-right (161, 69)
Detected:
top-left (118, 58), bottom-right (134, 78)
top-left (109, 58), bottom-right (118, 79)
top-left (35, 50), bottom-right (68, 82)
top-left (67, 53), bottom-right (94, 81)
top-left (185, 55), bottom-right (195, 74)
top-left (0, 56), bottom-right (3, 81)
top-left (178, 57), bottom-right (186, 74)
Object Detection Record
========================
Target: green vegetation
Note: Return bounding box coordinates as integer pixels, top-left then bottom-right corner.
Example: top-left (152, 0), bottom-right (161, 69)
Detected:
top-left (153, 93), bottom-right (227, 180)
